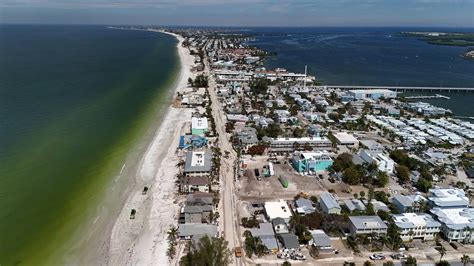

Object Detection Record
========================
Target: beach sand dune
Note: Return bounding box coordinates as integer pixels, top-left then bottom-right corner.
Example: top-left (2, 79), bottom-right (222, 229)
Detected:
top-left (106, 32), bottom-right (194, 266)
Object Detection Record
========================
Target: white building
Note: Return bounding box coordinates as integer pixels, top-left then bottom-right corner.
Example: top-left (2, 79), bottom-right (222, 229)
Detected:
top-left (191, 117), bottom-right (209, 136)
top-left (392, 213), bottom-right (441, 241)
top-left (428, 188), bottom-right (469, 209)
top-left (262, 136), bottom-right (332, 154)
top-left (431, 208), bottom-right (474, 243)
top-left (264, 200), bottom-right (293, 223)
top-left (348, 89), bottom-right (397, 100)
top-left (349, 216), bottom-right (388, 236)
top-left (333, 132), bottom-right (359, 148)
top-left (359, 150), bottom-right (395, 173)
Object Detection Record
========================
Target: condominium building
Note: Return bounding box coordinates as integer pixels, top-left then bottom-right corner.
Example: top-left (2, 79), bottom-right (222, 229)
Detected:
top-left (431, 208), bottom-right (474, 243)
top-left (392, 213), bottom-right (441, 241)
top-left (262, 136), bottom-right (332, 154)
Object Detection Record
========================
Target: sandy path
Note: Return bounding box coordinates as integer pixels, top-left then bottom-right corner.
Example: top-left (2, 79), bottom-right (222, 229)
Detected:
top-left (106, 31), bottom-right (194, 266)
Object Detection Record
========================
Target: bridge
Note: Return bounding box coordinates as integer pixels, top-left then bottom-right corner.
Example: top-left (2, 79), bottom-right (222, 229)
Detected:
top-left (317, 85), bottom-right (474, 92)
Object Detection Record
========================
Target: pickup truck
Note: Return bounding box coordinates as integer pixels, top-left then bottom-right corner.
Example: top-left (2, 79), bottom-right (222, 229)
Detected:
top-left (235, 247), bottom-right (243, 257)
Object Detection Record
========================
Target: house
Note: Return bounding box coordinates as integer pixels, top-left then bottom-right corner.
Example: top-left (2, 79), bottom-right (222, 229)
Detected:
top-left (295, 198), bottom-right (316, 215)
top-left (428, 188), bottom-right (469, 209)
top-left (178, 223), bottom-right (218, 240)
top-left (343, 199), bottom-right (366, 213)
top-left (272, 217), bottom-right (289, 234)
top-left (309, 230), bottom-right (333, 252)
top-left (363, 199), bottom-right (390, 213)
top-left (278, 233), bottom-right (300, 249)
top-left (333, 132), bottom-right (359, 148)
top-left (264, 200), bottom-right (293, 222)
top-left (319, 192), bottom-right (342, 214)
top-left (349, 216), bottom-right (388, 236)
top-left (236, 127), bottom-right (258, 152)
top-left (249, 223), bottom-right (279, 252)
top-left (392, 213), bottom-right (441, 241)
top-left (291, 151), bottom-right (333, 173)
top-left (181, 205), bottom-right (213, 224)
top-left (186, 192), bottom-right (214, 206)
top-left (431, 208), bottom-right (474, 243)
top-left (180, 176), bottom-right (209, 193)
top-left (179, 135), bottom-right (208, 149)
top-left (392, 194), bottom-right (427, 213)
top-left (359, 139), bottom-right (383, 152)
top-left (358, 150), bottom-right (395, 173)
top-left (184, 151), bottom-right (213, 177)
top-left (191, 117), bottom-right (209, 136)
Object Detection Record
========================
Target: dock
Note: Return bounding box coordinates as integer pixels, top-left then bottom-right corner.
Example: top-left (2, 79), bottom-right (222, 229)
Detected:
top-left (405, 94), bottom-right (451, 100)
top-left (319, 85), bottom-right (474, 93)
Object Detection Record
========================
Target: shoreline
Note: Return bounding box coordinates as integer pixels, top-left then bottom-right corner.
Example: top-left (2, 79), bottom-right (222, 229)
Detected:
top-left (103, 31), bottom-right (194, 265)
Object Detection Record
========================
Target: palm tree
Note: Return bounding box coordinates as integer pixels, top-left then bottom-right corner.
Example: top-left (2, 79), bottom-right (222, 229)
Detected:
top-left (461, 254), bottom-right (471, 266)
top-left (438, 246), bottom-right (447, 262)
top-left (167, 226), bottom-right (178, 242)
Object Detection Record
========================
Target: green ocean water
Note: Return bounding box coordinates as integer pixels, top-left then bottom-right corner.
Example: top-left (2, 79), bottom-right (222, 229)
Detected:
top-left (0, 25), bottom-right (179, 264)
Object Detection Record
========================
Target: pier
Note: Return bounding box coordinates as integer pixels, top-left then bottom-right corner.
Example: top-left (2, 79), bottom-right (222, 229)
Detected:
top-left (405, 94), bottom-right (451, 100)
top-left (319, 85), bottom-right (474, 92)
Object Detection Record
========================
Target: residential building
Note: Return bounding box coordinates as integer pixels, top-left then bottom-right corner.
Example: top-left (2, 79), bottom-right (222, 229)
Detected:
top-left (349, 216), bottom-right (388, 235)
top-left (264, 200), bottom-right (293, 222)
top-left (291, 151), bottom-right (333, 173)
top-left (249, 223), bottom-right (279, 252)
top-left (181, 205), bottom-right (213, 224)
top-left (359, 139), bottom-right (383, 153)
top-left (392, 213), bottom-right (441, 241)
top-left (431, 208), bottom-right (474, 243)
top-left (348, 89), bottom-right (397, 100)
top-left (180, 176), bottom-right (209, 193)
top-left (392, 194), bottom-right (427, 213)
top-left (333, 132), bottom-right (359, 148)
top-left (272, 217), bottom-right (289, 234)
top-left (309, 230), bottom-right (333, 252)
top-left (319, 192), bottom-right (342, 214)
top-left (428, 188), bottom-right (469, 209)
top-left (183, 151), bottom-right (213, 177)
top-left (295, 198), bottom-right (316, 215)
top-left (191, 117), bottom-right (209, 136)
top-left (262, 136), bottom-right (332, 154)
top-left (178, 223), bottom-right (218, 240)
top-left (343, 199), bottom-right (366, 213)
top-left (278, 233), bottom-right (300, 249)
top-left (236, 127), bottom-right (258, 152)
top-left (359, 150), bottom-right (395, 173)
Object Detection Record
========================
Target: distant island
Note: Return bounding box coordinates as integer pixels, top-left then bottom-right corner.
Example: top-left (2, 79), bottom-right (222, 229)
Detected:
top-left (401, 31), bottom-right (474, 46)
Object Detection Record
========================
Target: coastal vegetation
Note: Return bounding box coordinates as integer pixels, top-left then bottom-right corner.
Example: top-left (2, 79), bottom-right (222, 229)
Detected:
top-left (402, 32), bottom-right (474, 47)
top-left (180, 236), bottom-right (232, 265)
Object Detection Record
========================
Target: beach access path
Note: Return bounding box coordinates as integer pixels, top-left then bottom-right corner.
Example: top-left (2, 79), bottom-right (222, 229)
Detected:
top-left (105, 31), bottom-right (195, 265)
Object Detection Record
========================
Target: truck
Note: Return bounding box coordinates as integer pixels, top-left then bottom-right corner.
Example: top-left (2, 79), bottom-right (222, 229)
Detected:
top-left (235, 247), bottom-right (243, 257)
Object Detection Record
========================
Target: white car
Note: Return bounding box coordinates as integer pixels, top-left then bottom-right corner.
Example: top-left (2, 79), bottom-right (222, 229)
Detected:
top-left (370, 253), bottom-right (386, 260)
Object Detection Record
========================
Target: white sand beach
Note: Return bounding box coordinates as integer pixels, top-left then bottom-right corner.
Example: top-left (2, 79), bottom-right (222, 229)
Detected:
top-left (105, 31), bottom-right (194, 265)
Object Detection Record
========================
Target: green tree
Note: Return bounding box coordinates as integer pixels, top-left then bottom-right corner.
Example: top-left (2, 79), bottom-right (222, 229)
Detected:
top-left (438, 246), bottom-right (447, 262)
top-left (461, 254), bottom-right (471, 266)
top-left (364, 261), bottom-right (373, 266)
top-left (396, 165), bottom-right (410, 184)
top-left (416, 178), bottom-right (433, 193)
top-left (343, 166), bottom-right (361, 185)
top-left (282, 261), bottom-right (291, 266)
top-left (383, 262), bottom-right (395, 266)
top-left (406, 255), bottom-right (417, 266)
top-left (180, 235), bottom-right (233, 266)
top-left (436, 261), bottom-right (450, 266)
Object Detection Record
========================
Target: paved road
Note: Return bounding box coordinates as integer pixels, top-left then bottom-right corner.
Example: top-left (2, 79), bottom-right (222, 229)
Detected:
top-left (205, 62), bottom-right (243, 266)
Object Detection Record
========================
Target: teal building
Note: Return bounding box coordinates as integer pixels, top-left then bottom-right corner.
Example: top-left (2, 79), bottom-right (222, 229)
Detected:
top-left (291, 151), bottom-right (333, 173)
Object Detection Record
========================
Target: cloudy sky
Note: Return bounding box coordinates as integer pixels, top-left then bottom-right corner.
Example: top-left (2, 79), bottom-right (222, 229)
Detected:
top-left (1, 0), bottom-right (473, 27)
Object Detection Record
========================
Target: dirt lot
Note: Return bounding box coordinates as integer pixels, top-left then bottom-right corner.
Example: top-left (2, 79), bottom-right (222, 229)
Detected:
top-left (236, 155), bottom-right (327, 201)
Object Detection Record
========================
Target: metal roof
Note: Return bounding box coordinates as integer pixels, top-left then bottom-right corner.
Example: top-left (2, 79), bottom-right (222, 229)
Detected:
top-left (320, 192), bottom-right (341, 211)
top-left (178, 223), bottom-right (218, 237)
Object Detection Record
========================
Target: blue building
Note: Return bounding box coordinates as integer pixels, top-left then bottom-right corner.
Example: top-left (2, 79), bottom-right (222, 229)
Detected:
top-left (291, 151), bottom-right (333, 173)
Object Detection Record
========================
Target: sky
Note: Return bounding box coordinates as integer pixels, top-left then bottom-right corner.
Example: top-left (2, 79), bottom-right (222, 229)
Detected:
top-left (1, 0), bottom-right (473, 27)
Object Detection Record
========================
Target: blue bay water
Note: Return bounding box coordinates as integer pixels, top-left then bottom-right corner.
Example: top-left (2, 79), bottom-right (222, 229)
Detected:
top-left (246, 27), bottom-right (474, 116)
top-left (0, 25), bottom-right (179, 264)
